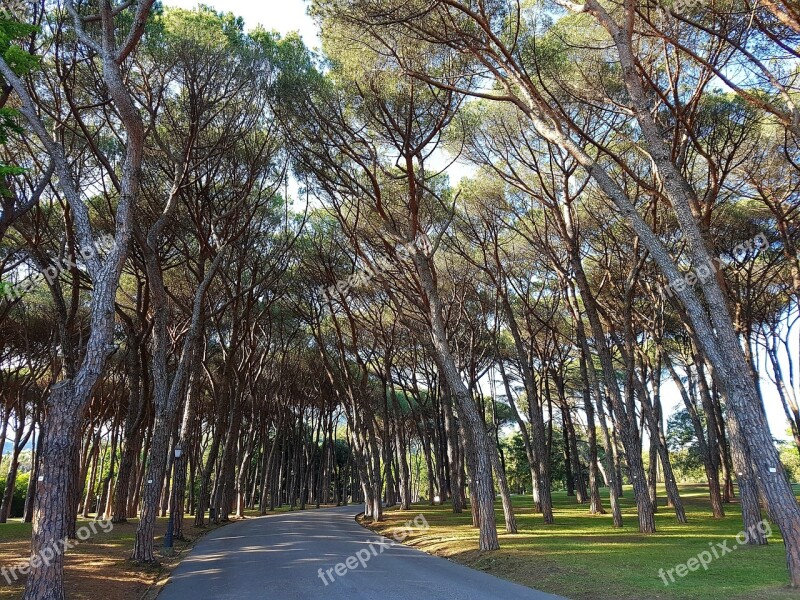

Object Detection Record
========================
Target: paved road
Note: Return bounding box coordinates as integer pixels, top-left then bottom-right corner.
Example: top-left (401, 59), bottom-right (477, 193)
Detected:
top-left (158, 504), bottom-right (567, 600)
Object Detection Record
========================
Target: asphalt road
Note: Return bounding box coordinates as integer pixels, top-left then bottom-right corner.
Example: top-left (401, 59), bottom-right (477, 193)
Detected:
top-left (157, 504), bottom-right (567, 600)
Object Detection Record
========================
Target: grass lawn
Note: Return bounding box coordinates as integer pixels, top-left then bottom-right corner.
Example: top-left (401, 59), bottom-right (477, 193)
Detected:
top-left (0, 504), bottom-right (333, 599)
top-left (363, 485), bottom-right (800, 600)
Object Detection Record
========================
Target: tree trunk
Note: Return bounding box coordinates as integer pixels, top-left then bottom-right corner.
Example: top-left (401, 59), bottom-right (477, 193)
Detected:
top-left (23, 383), bottom-right (83, 600)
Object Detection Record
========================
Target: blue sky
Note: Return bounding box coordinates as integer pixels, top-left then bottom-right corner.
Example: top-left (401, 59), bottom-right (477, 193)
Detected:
top-left (165, 0), bottom-right (320, 46)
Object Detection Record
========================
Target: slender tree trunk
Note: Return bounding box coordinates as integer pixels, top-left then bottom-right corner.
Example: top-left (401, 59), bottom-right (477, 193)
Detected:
top-left (488, 432), bottom-right (517, 533)
top-left (24, 426), bottom-right (41, 523)
top-left (663, 352), bottom-right (725, 518)
top-left (571, 287), bottom-right (620, 525)
top-left (580, 353), bottom-right (605, 516)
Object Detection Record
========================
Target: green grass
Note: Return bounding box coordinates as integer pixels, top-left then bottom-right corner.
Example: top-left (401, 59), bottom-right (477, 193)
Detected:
top-left (367, 485), bottom-right (800, 600)
top-left (0, 521), bottom-right (32, 543)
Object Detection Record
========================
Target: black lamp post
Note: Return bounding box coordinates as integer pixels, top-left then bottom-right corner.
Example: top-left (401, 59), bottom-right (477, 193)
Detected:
top-left (164, 446), bottom-right (182, 554)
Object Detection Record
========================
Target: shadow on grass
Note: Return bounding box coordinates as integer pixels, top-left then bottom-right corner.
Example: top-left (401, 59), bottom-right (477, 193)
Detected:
top-left (363, 485), bottom-right (800, 600)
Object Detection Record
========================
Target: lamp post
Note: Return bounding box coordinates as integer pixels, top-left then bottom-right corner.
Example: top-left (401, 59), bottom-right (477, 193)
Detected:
top-left (164, 446), bottom-right (182, 554)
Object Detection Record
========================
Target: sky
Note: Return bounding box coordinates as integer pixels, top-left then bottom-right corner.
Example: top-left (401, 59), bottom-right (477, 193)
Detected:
top-left (165, 0), bottom-right (320, 46)
top-left (162, 0), bottom-right (474, 183)
top-left (156, 0), bottom-right (794, 445)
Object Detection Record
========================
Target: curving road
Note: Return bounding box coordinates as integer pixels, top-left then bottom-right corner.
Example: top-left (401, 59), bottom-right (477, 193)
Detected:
top-left (158, 504), bottom-right (567, 600)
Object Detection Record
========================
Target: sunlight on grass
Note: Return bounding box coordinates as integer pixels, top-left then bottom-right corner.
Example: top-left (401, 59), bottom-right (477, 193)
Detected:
top-left (366, 485), bottom-right (799, 600)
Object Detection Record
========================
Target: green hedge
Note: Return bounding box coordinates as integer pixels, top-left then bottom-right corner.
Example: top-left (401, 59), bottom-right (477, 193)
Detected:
top-left (0, 472), bottom-right (30, 518)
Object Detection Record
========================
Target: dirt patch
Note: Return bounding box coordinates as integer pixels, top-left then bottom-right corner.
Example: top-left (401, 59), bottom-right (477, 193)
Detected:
top-left (0, 517), bottom-right (233, 600)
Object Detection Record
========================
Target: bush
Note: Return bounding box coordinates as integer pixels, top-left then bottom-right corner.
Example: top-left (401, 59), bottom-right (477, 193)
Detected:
top-left (779, 443), bottom-right (800, 483)
top-left (669, 448), bottom-right (706, 483)
top-left (0, 472), bottom-right (30, 518)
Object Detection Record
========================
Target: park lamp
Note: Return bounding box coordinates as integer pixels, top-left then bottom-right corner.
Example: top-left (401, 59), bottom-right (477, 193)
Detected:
top-left (164, 446), bottom-right (182, 553)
